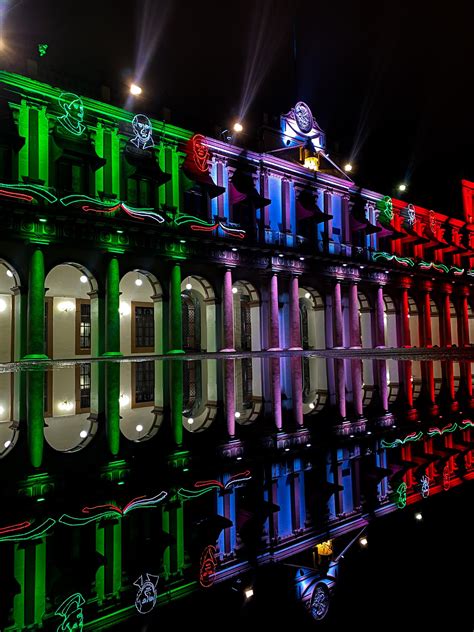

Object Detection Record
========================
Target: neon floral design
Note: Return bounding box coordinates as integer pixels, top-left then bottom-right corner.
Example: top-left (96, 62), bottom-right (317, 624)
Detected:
top-left (174, 214), bottom-right (245, 238)
top-left (0, 518), bottom-right (56, 542)
top-left (178, 471), bottom-right (251, 500)
top-left (60, 195), bottom-right (166, 224)
top-left (0, 182), bottom-right (58, 204)
top-left (59, 492), bottom-right (167, 526)
top-left (381, 431), bottom-right (423, 449)
top-left (373, 251), bottom-right (415, 267)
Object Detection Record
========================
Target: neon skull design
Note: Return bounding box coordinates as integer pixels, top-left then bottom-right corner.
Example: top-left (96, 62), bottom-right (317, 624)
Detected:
top-left (134, 574), bottom-right (159, 614)
top-left (55, 593), bottom-right (85, 631)
top-left (131, 114), bottom-right (154, 150)
top-left (58, 93), bottom-right (85, 137)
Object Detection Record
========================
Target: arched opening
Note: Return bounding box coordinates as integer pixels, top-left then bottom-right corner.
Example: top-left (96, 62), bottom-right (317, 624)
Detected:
top-left (232, 280), bottom-right (262, 423)
top-left (384, 293), bottom-right (399, 404)
top-left (119, 270), bottom-right (163, 442)
top-left (0, 259), bottom-right (21, 459)
top-left (43, 263), bottom-right (98, 452)
top-left (299, 286), bottom-right (327, 414)
top-left (181, 275), bottom-right (217, 432)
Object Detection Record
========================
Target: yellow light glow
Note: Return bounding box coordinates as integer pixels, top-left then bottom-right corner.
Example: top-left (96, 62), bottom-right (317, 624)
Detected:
top-left (344, 163), bottom-right (353, 172)
top-left (233, 122), bottom-right (243, 133)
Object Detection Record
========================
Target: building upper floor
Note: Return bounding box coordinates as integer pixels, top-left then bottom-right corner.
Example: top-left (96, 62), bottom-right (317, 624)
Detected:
top-left (2, 69), bottom-right (474, 280)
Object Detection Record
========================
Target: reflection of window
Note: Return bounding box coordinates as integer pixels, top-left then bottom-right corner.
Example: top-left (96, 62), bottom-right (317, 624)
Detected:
top-left (183, 360), bottom-right (201, 415)
top-left (75, 364), bottom-right (91, 413)
top-left (132, 361), bottom-right (154, 407)
top-left (240, 296), bottom-right (252, 351)
top-left (44, 297), bottom-right (53, 417)
top-left (242, 358), bottom-right (253, 406)
top-left (131, 302), bottom-right (154, 353)
top-left (75, 299), bottom-right (91, 355)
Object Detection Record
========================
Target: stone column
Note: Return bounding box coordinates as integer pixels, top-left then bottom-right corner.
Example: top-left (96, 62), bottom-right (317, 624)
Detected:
top-left (269, 273), bottom-right (282, 430)
top-left (221, 268), bottom-right (235, 352)
top-left (289, 275), bottom-right (303, 426)
top-left (420, 281), bottom-right (436, 408)
top-left (375, 284), bottom-right (388, 412)
top-left (399, 277), bottom-right (413, 408)
top-left (104, 257), bottom-right (121, 456)
top-left (169, 262), bottom-right (184, 447)
top-left (349, 282), bottom-right (363, 417)
top-left (440, 283), bottom-right (455, 402)
top-left (458, 286), bottom-right (472, 404)
top-left (333, 280), bottom-right (346, 419)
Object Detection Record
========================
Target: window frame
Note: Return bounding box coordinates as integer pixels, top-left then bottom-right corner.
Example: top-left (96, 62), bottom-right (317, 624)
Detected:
top-left (75, 298), bottom-right (92, 355)
top-left (131, 301), bottom-right (155, 354)
top-left (132, 361), bottom-right (155, 408)
top-left (75, 363), bottom-right (91, 413)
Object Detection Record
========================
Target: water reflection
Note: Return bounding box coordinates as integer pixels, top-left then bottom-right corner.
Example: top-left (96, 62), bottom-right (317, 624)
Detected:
top-left (0, 352), bottom-right (473, 630)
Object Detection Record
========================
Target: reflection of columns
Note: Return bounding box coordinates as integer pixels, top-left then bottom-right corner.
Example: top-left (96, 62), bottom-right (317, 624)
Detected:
top-left (269, 273), bottom-right (282, 430)
top-left (221, 268), bottom-right (235, 351)
top-left (458, 286), bottom-right (472, 403)
top-left (399, 277), bottom-right (413, 407)
top-left (224, 360), bottom-right (235, 438)
top-left (375, 285), bottom-right (388, 412)
top-left (420, 281), bottom-right (436, 407)
top-left (333, 280), bottom-right (346, 419)
top-left (289, 275), bottom-right (303, 426)
top-left (349, 282), bottom-right (363, 417)
top-left (169, 263), bottom-right (183, 447)
top-left (104, 257), bottom-right (121, 456)
top-left (440, 283), bottom-right (455, 402)
top-left (25, 247), bottom-right (46, 468)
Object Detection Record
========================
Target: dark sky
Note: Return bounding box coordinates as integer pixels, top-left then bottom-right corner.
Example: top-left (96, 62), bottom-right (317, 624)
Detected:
top-left (2, 0), bottom-right (474, 215)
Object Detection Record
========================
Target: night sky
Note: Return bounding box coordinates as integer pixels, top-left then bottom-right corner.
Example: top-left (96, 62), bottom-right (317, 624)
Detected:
top-left (2, 0), bottom-right (474, 215)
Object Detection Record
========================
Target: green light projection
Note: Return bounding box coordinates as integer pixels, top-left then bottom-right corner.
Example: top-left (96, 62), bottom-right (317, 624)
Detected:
top-left (38, 44), bottom-right (49, 57)
top-left (375, 196), bottom-right (393, 225)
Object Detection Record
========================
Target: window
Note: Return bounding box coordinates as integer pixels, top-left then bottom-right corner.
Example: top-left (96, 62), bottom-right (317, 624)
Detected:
top-left (182, 294), bottom-right (200, 351)
top-left (131, 302), bottom-right (154, 353)
top-left (75, 299), bottom-right (91, 355)
top-left (240, 296), bottom-right (252, 351)
top-left (76, 363), bottom-right (91, 412)
top-left (132, 361), bottom-right (154, 407)
top-left (56, 160), bottom-right (86, 193)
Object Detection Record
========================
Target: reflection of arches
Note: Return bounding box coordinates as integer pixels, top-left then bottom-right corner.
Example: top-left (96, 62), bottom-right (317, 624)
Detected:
top-left (299, 287), bottom-right (327, 414)
top-left (181, 275), bottom-right (217, 432)
top-left (358, 290), bottom-right (375, 408)
top-left (0, 259), bottom-right (21, 457)
top-left (232, 280), bottom-right (262, 424)
top-left (119, 270), bottom-right (164, 442)
top-left (44, 263), bottom-right (99, 452)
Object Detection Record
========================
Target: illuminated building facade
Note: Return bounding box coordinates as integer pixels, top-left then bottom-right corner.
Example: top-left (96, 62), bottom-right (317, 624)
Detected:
top-left (1, 70), bottom-right (474, 629)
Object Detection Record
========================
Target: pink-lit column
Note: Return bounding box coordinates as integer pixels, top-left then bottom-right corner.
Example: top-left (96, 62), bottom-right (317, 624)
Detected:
top-left (222, 268), bottom-right (236, 438)
top-left (458, 286), bottom-right (472, 404)
top-left (349, 282), bottom-right (363, 417)
top-left (269, 273), bottom-right (282, 430)
top-left (375, 284), bottom-right (389, 412)
top-left (399, 278), bottom-right (413, 407)
top-left (333, 280), bottom-right (346, 420)
top-left (440, 283), bottom-right (455, 402)
top-left (289, 275), bottom-right (303, 426)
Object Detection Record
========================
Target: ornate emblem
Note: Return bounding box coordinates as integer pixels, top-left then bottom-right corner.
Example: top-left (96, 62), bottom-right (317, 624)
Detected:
top-left (199, 545), bottom-right (217, 588)
top-left (294, 101), bottom-right (313, 134)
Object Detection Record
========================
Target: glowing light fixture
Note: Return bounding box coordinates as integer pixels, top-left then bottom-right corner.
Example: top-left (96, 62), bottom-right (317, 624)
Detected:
top-left (119, 394), bottom-right (130, 407)
top-left (0, 299), bottom-right (6, 313)
top-left (6, 269), bottom-right (13, 278)
top-left (136, 424), bottom-right (144, 432)
top-left (398, 183), bottom-right (407, 192)
top-left (359, 536), bottom-right (368, 547)
top-left (79, 430), bottom-right (88, 439)
top-left (58, 400), bottom-right (74, 412)
top-left (135, 278), bottom-right (143, 287)
top-left (185, 283), bottom-right (192, 290)
top-left (299, 257), bottom-right (305, 261)
top-left (414, 512), bottom-right (423, 521)
top-left (57, 301), bottom-right (75, 313)
top-left (188, 418), bottom-right (194, 425)
top-left (80, 275), bottom-right (88, 284)
top-left (305, 292), bottom-right (311, 299)
top-left (4, 440), bottom-right (11, 449)
top-left (233, 122), bottom-right (243, 133)
top-left (344, 163), bottom-right (353, 172)
top-left (278, 253), bottom-right (284, 258)
top-left (232, 287), bottom-right (238, 294)
top-left (244, 588), bottom-right (254, 599)
top-left (309, 402), bottom-right (315, 409)
top-left (130, 83), bottom-right (142, 96)
top-left (0, 406), bottom-right (5, 416)
top-left (119, 302), bottom-right (131, 316)
top-left (234, 411), bottom-right (241, 419)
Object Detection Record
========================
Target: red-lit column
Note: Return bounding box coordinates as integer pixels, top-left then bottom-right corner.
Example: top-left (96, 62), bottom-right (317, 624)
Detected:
top-left (349, 282), bottom-right (363, 417)
top-left (333, 279), bottom-right (346, 420)
top-left (289, 275), bottom-right (303, 427)
top-left (269, 273), bottom-right (282, 430)
top-left (440, 283), bottom-right (455, 403)
top-left (399, 277), bottom-right (413, 408)
top-left (375, 284), bottom-right (389, 412)
top-left (420, 281), bottom-right (436, 408)
top-left (458, 285), bottom-right (472, 405)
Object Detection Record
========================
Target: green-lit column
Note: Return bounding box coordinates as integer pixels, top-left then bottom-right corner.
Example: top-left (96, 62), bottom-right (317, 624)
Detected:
top-left (13, 540), bottom-right (46, 629)
top-left (24, 248), bottom-right (47, 468)
top-left (104, 257), bottom-right (121, 456)
top-left (96, 518), bottom-right (122, 600)
top-left (162, 501), bottom-right (184, 579)
top-left (169, 263), bottom-right (183, 447)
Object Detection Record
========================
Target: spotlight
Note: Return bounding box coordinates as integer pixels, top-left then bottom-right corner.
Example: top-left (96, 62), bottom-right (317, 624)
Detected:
top-left (136, 424), bottom-right (144, 432)
top-left (244, 588), bottom-right (254, 600)
top-left (233, 122), bottom-right (243, 133)
top-left (398, 183), bottom-right (407, 192)
top-left (232, 287), bottom-right (238, 294)
top-left (135, 278), bottom-right (143, 287)
top-left (278, 253), bottom-right (284, 258)
top-left (185, 283), bottom-right (192, 290)
top-left (130, 83), bottom-right (142, 96)
top-left (359, 536), bottom-right (368, 547)
top-left (344, 163), bottom-right (353, 172)
top-left (415, 511), bottom-right (423, 521)
top-left (80, 275), bottom-right (88, 284)
top-left (79, 430), bottom-right (88, 439)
